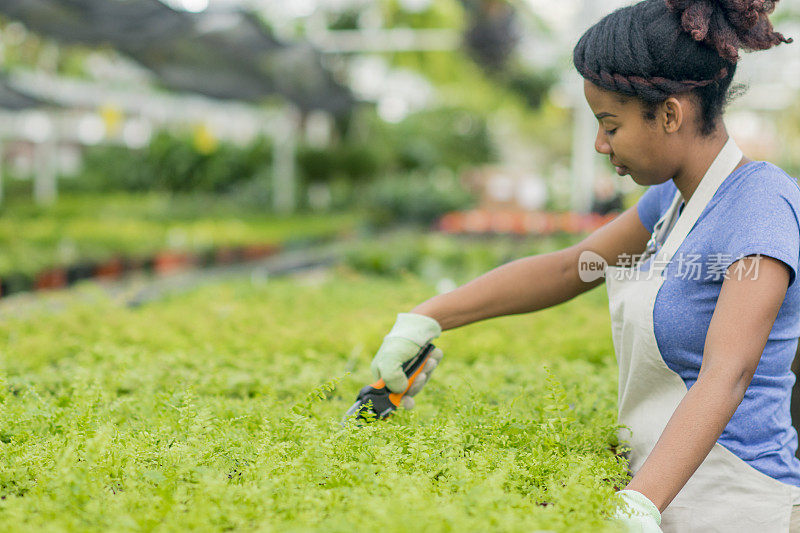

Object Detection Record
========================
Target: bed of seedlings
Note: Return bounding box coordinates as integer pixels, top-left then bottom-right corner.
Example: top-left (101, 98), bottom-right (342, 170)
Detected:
top-left (0, 268), bottom-right (629, 532)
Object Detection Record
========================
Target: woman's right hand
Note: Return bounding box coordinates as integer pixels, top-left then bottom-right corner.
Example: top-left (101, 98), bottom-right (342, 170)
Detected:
top-left (370, 313), bottom-right (443, 395)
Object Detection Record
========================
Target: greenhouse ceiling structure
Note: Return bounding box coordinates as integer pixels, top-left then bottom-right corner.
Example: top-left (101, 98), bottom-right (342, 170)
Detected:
top-left (0, 0), bottom-right (354, 113)
top-left (0, 75), bottom-right (50, 109)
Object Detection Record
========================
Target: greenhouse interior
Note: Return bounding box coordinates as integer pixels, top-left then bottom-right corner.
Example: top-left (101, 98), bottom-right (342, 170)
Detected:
top-left (2, 0), bottom-right (800, 531)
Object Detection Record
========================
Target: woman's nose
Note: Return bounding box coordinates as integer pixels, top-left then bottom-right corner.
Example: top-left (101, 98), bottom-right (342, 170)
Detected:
top-left (595, 127), bottom-right (612, 155)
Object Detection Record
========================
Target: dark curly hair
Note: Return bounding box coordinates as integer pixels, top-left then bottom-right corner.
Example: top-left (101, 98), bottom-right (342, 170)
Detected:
top-left (573, 0), bottom-right (793, 136)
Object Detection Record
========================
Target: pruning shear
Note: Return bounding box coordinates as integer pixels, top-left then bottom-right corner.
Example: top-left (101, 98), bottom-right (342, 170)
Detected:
top-left (342, 342), bottom-right (437, 425)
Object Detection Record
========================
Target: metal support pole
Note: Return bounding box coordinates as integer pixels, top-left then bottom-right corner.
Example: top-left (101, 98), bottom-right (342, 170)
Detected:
top-left (570, 73), bottom-right (596, 214)
top-left (570, 0), bottom-right (600, 215)
top-left (0, 140), bottom-right (4, 207)
top-left (34, 138), bottom-right (58, 206)
top-left (272, 107), bottom-right (298, 214)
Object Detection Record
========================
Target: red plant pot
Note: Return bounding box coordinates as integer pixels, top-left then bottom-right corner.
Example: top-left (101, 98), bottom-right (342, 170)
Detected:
top-left (523, 212), bottom-right (556, 235)
top-left (242, 244), bottom-right (279, 261)
top-left (438, 212), bottom-right (464, 234)
top-left (214, 247), bottom-right (242, 265)
top-left (556, 212), bottom-right (584, 234)
top-left (153, 251), bottom-right (193, 275)
top-left (94, 257), bottom-right (125, 280)
top-left (490, 211), bottom-right (519, 234)
top-left (463, 210), bottom-right (493, 234)
top-left (35, 268), bottom-right (68, 291)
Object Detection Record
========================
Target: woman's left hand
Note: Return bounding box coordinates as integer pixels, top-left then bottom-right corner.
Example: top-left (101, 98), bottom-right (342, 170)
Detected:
top-left (613, 490), bottom-right (662, 532)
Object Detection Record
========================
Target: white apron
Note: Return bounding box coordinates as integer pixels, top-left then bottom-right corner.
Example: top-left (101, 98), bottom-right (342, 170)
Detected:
top-left (605, 137), bottom-right (800, 532)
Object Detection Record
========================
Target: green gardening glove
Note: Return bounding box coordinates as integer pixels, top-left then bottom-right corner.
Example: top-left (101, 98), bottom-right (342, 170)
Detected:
top-left (370, 313), bottom-right (442, 393)
top-left (613, 490), bottom-right (662, 533)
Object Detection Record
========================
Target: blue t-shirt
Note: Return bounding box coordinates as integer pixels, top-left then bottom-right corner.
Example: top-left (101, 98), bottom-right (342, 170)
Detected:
top-left (636, 161), bottom-right (800, 487)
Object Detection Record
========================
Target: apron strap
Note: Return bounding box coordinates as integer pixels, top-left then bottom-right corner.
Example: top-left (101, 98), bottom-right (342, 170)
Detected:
top-left (648, 137), bottom-right (743, 275)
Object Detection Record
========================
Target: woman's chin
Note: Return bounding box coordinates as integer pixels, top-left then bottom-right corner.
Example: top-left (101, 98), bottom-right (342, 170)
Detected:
top-left (628, 173), bottom-right (662, 187)
top-left (630, 174), bottom-right (653, 187)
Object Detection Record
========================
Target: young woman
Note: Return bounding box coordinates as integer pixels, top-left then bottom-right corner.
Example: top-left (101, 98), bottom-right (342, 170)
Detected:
top-left (370, 0), bottom-right (797, 531)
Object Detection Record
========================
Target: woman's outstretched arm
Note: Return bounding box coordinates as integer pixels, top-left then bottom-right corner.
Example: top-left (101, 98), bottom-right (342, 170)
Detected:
top-left (411, 205), bottom-right (652, 331)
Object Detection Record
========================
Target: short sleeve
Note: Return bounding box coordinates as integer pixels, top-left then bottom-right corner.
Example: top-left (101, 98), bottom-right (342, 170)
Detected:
top-left (723, 170), bottom-right (800, 288)
top-left (636, 181), bottom-right (676, 234)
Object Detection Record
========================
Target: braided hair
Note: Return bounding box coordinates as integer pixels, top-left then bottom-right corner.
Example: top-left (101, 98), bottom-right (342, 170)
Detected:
top-left (573, 0), bottom-right (792, 136)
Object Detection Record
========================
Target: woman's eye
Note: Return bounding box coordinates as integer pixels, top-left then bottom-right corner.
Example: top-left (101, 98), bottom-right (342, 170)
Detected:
top-left (605, 128), bottom-right (617, 136)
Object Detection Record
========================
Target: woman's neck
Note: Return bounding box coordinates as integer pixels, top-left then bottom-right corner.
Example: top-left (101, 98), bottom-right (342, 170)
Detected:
top-left (672, 127), bottom-right (749, 204)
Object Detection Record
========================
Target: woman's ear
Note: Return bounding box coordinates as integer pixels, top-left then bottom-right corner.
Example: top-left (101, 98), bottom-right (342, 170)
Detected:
top-left (660, 97), bottom-right (684, 134)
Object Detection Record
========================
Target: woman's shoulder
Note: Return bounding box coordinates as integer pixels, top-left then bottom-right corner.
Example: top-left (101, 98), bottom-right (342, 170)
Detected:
top-left (715, 162), bottom-right (800, 288)
top-left (715, 162), bottom-right (800, 227)
top-left (730, 161), bottom-right (800, 200)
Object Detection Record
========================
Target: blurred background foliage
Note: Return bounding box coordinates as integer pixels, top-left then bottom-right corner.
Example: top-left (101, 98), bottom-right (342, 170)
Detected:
top-left (0, 0), bottom-right (797, 284)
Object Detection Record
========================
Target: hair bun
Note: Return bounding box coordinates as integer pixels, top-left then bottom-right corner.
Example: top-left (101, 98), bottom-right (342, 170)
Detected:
top-left (665, 0), bottom-right (793, 62)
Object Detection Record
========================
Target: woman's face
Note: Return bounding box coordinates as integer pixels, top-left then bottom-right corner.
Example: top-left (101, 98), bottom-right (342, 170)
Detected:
top-left (583, 80), bottom-right (687, 186)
